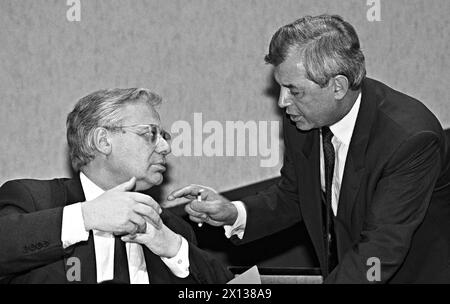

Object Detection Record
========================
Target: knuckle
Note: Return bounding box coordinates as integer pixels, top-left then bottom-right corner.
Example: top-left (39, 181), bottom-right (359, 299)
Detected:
top-left (126, 210), bottom-right (134, 220)
top-left (149, 214), bottom-right (159, 223)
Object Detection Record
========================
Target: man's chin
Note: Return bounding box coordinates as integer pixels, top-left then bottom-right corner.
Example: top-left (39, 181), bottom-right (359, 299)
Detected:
top-left (295, 121), bottom-right (314, 131)
top-left (135, 179), bottom-right (162, 192)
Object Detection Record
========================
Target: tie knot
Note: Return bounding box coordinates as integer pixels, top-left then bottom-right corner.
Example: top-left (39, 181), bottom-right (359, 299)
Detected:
top-left (322, 127), bottom-right (333, 143)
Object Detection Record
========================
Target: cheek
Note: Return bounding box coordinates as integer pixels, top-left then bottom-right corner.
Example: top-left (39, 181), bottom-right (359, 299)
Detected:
top-left (292, 96), bottom-right (314, 115)
top-left (133, 144), bottom-right (153, 161)
top-left (291, 97), bottom-right (306, 111)
top-left (118, 146), bottom-right (150, 171)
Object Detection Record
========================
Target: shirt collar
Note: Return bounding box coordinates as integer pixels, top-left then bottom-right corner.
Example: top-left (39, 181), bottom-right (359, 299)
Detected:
top-left (79, 172), bottom-right (105, 201)
top-left (329, 92), bottom-right (362, 146)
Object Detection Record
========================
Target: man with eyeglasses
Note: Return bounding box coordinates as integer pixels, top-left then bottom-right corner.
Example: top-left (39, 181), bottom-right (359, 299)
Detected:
top-left (0, 88), bottom-right (233, 284)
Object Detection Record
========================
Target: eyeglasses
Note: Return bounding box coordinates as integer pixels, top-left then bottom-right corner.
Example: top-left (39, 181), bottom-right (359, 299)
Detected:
top-left (106, 124), bottom-right (171, 145)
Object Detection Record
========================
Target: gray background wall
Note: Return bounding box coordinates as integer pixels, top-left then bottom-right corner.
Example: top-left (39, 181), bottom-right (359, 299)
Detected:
top-left (1, 0), bottom-right (449, 202)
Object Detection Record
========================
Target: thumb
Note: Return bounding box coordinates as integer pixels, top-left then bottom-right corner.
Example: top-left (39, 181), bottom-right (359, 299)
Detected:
top-left (114, 177), bottom-right (136, 192)
top-left (121, 233), bottom-right (145, 244)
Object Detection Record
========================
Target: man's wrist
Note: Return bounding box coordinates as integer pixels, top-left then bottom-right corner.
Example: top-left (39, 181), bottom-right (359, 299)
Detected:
top-left (163, 231), bottom-right (182, 258)
top-left (224, 201), bottom-right (247, 239)
top-left (226, 202), bottom-right (241, 226)
top-left (160, 236), bottom-right (190, 278)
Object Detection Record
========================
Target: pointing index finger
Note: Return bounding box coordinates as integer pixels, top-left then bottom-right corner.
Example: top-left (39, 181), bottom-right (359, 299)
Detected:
top-left (160, 197), bottom-right (192, 209)
top-left (167, 185), bottom-right (202, 200)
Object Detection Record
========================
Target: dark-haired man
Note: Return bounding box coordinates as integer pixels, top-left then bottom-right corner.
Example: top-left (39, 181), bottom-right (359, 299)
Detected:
top-left (167, 15), bottom-right (450, 283)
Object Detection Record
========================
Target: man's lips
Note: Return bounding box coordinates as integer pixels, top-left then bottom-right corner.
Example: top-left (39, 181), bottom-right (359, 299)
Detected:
top-left (153, 164), bottom-right (166, 172)
top-left (289, 115), bottom-right (303, 122)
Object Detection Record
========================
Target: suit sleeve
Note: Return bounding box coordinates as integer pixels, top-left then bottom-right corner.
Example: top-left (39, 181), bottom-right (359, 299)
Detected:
top-left (326, 132), bottom-right (443, 283)
top-left (0, 181), bottom-right (66, 276)
top-left (234, 122), bottom-right (302, 244)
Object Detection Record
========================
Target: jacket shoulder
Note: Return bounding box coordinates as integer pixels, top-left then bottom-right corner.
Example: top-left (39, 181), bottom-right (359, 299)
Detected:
top-left (367, 78), bottom-right (443, 137)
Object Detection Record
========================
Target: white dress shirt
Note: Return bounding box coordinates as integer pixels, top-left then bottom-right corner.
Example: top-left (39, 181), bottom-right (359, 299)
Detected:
top-left (61, 173), bottom-right (190, 283)
top-left (225, 93), bottom-right (362, 238)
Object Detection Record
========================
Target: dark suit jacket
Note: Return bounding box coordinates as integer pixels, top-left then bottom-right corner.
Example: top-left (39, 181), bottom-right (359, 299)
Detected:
top-left (0, 177), bottom-right (233, 284)
top-left (236, 78), bottom-right (450, 283)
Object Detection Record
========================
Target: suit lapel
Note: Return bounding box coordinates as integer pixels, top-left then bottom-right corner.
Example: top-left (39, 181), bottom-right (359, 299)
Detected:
top-left (143, 247), bottom-right (176, 284)
top-left (336, 79), bottom-right (378, 223)
top-left (296, 129), bottom-right (328, 271)
top-left (62, 178), bottom-right (98, 284)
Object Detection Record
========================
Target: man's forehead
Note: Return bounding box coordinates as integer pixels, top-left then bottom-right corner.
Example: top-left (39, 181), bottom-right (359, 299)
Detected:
top-left (120, 102), bottom-right (161, 125)
top-left (274, 57), bottom-right (306, 85)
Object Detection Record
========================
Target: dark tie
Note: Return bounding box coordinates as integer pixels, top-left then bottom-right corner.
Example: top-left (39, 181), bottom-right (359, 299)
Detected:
top-left (322, 127), bottom-right (338, 274)
top-left (112, 236), bottom-right (130, 284)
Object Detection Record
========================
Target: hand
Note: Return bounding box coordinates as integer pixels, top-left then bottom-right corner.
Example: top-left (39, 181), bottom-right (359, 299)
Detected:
top-left (81, 177), bottom-right (163, 235)
top-left (163, 184), bottom-right (238, 227)
top-left (121, 222), bottom-right (182, 258)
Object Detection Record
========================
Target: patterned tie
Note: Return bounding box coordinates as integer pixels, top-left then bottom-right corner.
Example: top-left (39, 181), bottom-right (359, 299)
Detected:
top-left (113, 236), bottom-right (130, 284)
top-left (322, 126), bottom-right (338, 274)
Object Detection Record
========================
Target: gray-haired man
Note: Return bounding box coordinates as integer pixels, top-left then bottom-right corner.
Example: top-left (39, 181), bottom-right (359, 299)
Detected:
top-left (0, 88), bottom-right (232, 283)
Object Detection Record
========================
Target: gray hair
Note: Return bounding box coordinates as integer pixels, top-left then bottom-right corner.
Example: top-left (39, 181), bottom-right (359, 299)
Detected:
top-left (265, 14), bottom-right (366, 90)
top-left (66, 88), bottom-right (162, 171)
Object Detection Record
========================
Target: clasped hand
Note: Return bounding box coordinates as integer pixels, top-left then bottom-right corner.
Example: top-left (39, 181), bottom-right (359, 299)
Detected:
top-left (163, 184), bottom-right (238, 227)
top-left (80, 177), bottom-right (182, 257)
top-left (81, 177), bottom-right (162, 235)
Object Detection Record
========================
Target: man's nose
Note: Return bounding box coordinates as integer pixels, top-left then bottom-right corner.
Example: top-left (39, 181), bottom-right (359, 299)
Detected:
top-left (278, 87), bottom-right (292, 108)
top-left (155, 136), bottom-right (171, 155)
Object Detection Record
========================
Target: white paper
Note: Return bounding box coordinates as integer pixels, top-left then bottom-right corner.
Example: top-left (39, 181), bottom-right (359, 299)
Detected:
top-left (227, 265), bottom-right (261, 284)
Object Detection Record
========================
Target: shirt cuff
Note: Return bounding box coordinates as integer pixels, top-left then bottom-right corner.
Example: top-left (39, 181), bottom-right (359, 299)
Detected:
top-left (61, 203), bottom-right (89, 249)
top-left (224, 201), bottom-right (247, 239)
top-left (160, 236), bottom-right (190, 278)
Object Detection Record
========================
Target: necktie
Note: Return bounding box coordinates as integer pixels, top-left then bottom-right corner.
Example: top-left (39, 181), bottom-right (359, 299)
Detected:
top-left (322, 126), bottom-right (338, 274)
top-left (113, 236), bottom-right (130, 284)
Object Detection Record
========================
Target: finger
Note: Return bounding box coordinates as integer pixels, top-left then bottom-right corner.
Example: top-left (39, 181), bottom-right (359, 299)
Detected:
top-left (123, 222), bottom-right (139, 235)
top-left (113, 177), bottom-right (136, 192)
top-left (185, 203), bottom-right (208, 219)
top-left (204, 217), bottom-right (224, 227)
top-left (195, 185), bottom-right (218, 194)
top-left (188, 215), bottom-right (204, 224)
top-left (121, 233), bottom-right (145, 244)
top-left (134, 204), bottom-right (162, 229)
top-left (129, 227), bottom-right (138, 236)
top-left (167, 185), bottom-right (203, 200)
top-left (160, 197), bottom-right (192, 209)
top-left (190, 199), bottom-right (220, 214)
top-left (129, 213), bottom-right (147, 233)
top-left (125, 233), bottom-right (138, 240)
top-left (130, 193), bottom-right (162, 214)
top-left (142, 215), bottom-right (162, 230)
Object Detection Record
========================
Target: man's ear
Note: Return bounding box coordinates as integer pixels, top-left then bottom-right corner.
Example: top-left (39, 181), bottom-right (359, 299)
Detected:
top-left (93, 127), bottom-right (112, 156)
top-left (332, 75), bottom-right (349, 101)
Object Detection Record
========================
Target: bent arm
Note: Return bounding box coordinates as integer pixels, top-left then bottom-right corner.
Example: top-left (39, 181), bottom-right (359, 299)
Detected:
top-left (0, 181), bottom-right (66, 276)
top-left (235, 147), bottom-right (302, 244)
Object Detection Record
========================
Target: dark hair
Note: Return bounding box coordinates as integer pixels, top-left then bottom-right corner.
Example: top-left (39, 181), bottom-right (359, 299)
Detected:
top-left (265, 15), bottom-right (366, 90)
top-left (66, 88), bottom-right (162, 171)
